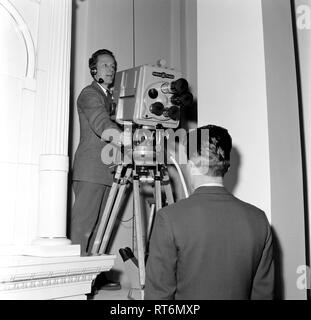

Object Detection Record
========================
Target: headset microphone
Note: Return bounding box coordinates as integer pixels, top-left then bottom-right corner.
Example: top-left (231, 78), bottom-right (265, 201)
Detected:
top-left (91, 67), bottom-right (104, 84)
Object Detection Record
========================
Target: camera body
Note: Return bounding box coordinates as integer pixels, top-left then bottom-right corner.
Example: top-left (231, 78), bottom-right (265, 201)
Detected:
top-left (112, 65), bottom-right (192, 129)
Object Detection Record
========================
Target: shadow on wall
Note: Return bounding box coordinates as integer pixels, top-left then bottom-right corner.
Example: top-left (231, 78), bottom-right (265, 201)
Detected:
top-left (224, 146), bottom-right (241, 194)
top-left (66, 0), bottom-right (78, 238)
top-left (271, 227), bottom-right (284, 300)
top-left (180, 98), bottom-right (198, 131)
top-left (224, 146), bottom-right (285, 299)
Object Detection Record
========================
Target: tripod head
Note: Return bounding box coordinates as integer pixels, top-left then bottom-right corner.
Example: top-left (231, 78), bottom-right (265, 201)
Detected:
top-left (119, 123), bottom-right (174, 170)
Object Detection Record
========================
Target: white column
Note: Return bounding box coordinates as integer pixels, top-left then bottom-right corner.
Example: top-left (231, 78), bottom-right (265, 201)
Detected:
top-left (28, 0), bottom-right (79, 256)
top-left (0, 0), bottom-right (116, 298)
top-left (295, 0), bottom-right (311, 270)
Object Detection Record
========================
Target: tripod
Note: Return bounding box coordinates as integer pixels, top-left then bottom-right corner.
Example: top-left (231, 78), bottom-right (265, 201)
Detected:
top-left (90, 130), bottom-right (175, 300)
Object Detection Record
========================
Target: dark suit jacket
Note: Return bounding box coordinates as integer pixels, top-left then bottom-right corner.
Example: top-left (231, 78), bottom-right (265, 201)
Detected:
top-left (73, 81), bottom-right (121, 185)
top-left (145, 186), bottom-right (274, 300)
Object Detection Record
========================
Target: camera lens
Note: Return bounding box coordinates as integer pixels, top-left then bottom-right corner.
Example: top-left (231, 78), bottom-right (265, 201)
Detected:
top-left (148, 88), bottom-right (158, 99)
top-left (170, 78), bottom-right (189, 94)
top-left (163, 106), bottom-right (179, 121)
top-left (161, 78), bottom-right (189, 95)
top-left (149, 102), bottom-right (164, 116)
top-left (171, 92), bottom-right (193, 107)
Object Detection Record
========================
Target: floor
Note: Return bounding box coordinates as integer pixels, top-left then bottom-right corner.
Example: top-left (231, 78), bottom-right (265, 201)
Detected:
top-left (89, 287), bottom-right (143, 300)
top-left (91, 287), bottom-right (129, 300)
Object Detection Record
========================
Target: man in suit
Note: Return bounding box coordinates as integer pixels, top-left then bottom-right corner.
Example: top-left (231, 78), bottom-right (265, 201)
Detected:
top-left (145, 125), bottom-right (274, 300)
top-left (70, 49), bottom-right (123, 291)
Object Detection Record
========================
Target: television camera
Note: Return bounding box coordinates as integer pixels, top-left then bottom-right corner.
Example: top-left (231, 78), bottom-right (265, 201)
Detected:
top-left (92, 64), bottom-right (192, 299)
top-left (112, 64), bottom-right (193, 129)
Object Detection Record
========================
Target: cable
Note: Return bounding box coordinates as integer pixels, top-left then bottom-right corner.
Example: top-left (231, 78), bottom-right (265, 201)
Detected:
top-left (169, 155), bottom-right (189, 198)
top-left (118, 216), bottom-right (134, 223)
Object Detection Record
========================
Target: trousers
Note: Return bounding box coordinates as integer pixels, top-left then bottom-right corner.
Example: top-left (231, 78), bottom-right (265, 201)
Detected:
top-left (70, 181), bottom-right (111, 255)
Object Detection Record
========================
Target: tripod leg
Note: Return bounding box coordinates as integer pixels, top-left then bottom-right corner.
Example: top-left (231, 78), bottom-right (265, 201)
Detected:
top-left (98, 167), bottom-right (132, 254)
top-left (146, 203), bottom-right (155, 243)
top-left (133, 174), bottom-right (145, 298)
top-left (155, 178), bottom-right (162, 211)
top-left (90, 164), bottom-right (124, 255)
top-left (91, 181), bottom-right (119, 255)
top-left (163, 169), bottom-right (174, 205)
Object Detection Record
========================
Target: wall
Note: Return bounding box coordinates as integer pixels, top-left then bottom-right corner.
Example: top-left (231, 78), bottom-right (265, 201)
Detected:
top-left (0, 0), bottom-right (40, 247)
top-left (180, 0), bottom-right (197, 97)
top-left (70, 0), bottom-right (135, 287)
top-left (197, 0), bottom-right (307, 299)
top-left (197, 0), bottom-right (271, 220)
top-left (70, 0), bottom-right (134, 159)
top-left (295, 0), bottom-right (311, 275)
top-left (0, 0), bottom-right (79, 256)
top-left (70, 0), bottom-right (196, 287)
top-left (262, 0), bottom-right (306, 299)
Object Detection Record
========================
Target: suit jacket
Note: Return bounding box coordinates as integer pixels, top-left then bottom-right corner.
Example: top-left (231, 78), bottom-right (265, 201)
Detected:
top-left (72, 81), bottom-right (121, 185)
top-left (145, 186), bottom-right (274, 300)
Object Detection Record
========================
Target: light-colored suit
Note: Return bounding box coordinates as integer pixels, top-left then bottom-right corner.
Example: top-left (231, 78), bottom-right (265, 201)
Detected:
top-left (145, 186), bottom-right (274, 300)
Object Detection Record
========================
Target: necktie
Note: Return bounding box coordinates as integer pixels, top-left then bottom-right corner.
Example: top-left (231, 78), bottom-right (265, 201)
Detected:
top-left (107, 90), bottom-right (116, 117)
top-left (106, 89), bottom-right (112, 102)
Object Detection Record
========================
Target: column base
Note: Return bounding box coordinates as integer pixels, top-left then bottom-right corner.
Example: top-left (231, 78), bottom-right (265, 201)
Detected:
top-left (32, 237), bottom-right (72, 246)
top-left (23, 245), bottom-right (81, 257)
top-left (0, 242), bottom-right (80, 258)
top-left (21, 237), bottom-right (80, 257)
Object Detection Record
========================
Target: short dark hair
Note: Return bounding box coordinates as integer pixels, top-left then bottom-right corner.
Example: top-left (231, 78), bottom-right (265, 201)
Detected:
top-left (187, 124), bottom-right (232, 177)
top-left (88, 49), bottom-right (117, 70)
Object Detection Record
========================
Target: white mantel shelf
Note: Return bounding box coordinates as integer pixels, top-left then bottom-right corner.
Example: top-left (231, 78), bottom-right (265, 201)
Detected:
top-left (0, 254), bottom-right (116, 300)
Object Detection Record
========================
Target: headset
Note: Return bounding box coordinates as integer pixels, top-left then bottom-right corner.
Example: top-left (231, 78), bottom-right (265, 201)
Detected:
top-left (89, 49), bottom-right (117, 84)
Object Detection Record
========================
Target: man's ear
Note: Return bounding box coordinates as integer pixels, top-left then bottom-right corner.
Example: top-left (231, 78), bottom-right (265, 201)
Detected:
top-left (188, 159), bottom-right (194, 168)
top-left (187, 159), bottom-right (193, 168)
top-left (188, 159), bottom-right (202, 176)
top-left (185, 159), bottom-right (193, 176)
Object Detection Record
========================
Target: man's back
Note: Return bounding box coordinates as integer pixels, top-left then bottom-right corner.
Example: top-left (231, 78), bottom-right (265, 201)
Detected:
top-left (145, 186), bottom-right (274, 300)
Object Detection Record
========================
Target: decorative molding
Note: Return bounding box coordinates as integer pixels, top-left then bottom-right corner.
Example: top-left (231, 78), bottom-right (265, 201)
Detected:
top-left (0, 254), bottom-right (116, 299)
top-left (1, 273), bottom-right (97, 291)
top-left (0, 265), bottom-right (110, 283)
top-left (0, 0), bottom-right (36, 79)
